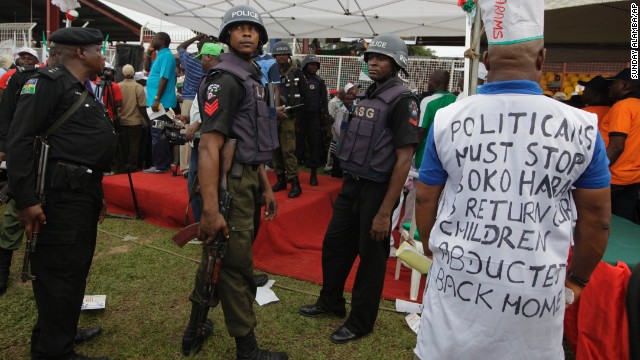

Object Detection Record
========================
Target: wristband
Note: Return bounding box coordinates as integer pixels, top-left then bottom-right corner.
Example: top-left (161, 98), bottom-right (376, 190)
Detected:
top-left (567, 270), bottom-right (589, 288)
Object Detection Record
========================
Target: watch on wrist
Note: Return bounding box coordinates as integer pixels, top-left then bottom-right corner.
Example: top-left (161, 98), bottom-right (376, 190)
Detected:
top-left (567, 270), bottom-right (589, 288)
top-left (565, 287), bottom-right (575, 304)
top-left (154, 96), bottom-right (159, 101)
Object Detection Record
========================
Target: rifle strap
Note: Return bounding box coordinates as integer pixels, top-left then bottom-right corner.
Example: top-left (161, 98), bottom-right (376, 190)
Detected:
top-left (43, 90), bottom-right (88, 138)
top-left (186, 174), bottom-right (200, 225)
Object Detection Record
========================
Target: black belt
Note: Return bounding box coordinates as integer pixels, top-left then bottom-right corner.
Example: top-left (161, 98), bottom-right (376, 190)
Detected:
top-left (345, 173), bottom-right (362, 181)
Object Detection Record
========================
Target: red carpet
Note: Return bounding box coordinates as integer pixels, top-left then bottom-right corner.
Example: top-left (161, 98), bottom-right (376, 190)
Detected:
top-left (103, 171), bottom-right (425, 302)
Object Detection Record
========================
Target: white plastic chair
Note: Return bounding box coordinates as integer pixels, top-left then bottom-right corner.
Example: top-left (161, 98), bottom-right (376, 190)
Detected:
top-left (394, 170), bottom-right (427, 301)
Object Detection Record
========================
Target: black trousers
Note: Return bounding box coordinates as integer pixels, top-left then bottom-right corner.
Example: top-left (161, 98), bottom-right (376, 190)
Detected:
top-left (296, 111), bottom-right (324, 168)
top-left (611, 183), bottom-right (640, 223)
top-left (115, 124), bottom-right (142, 172)
top-left (30, 180), bottom-right (102, 359)
top-left (316, 175), bottom-right (391, 335)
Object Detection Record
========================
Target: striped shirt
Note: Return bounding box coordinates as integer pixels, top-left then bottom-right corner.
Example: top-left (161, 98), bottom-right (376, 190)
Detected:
top-left (178, 48), bottom-right (204, 101)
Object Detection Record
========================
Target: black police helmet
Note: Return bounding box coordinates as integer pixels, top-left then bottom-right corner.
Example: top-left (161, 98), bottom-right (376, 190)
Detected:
top-left (364, 34), bottom-right (409, 73)
top-left (219, 5), bottom-right (268, 46)
top-left (301, 54), bottom-right (320, 69)
top-left (271, 41), bottom-right (292, 56)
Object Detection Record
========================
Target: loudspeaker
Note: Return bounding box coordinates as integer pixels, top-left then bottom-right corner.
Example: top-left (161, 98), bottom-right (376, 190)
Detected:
top-left (114, 44), bottom-right (144, 82)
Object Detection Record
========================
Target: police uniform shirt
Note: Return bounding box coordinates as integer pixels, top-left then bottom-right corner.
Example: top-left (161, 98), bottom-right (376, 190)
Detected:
top-left (361, 77), bottom-right (420, 149)
top-left (304, 75), bottom-right (322, 112)
top-left (296, 69), bottom-right (327, 113)
top-left (198, 73), bottom-right (243, 137)
top-left (0, 65), bottom-right (40, 153)
top-left (199, 61), bottom-right (260, 138)
top-left (7, 64), bottom-right (116, 209)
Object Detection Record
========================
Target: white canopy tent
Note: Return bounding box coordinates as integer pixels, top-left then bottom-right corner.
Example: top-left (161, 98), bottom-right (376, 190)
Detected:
top-left (100, 0), bottom-right (627, 43)
top-left (102, 0), bottom-right (467, 39)
top-left (99, 0), bottom-right (628, 93)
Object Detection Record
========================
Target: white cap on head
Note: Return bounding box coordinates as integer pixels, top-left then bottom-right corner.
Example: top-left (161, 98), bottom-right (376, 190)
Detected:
top-left (479, 0), bottom-right (544, 45)
top-left (134, 72), bottom-right (147, 81)
top-left (16, 47), bottom-right (39, 60)
top-left (104, 62), bottom-right (113, 69)
top-left (344, 82), bottom-right (359, 93)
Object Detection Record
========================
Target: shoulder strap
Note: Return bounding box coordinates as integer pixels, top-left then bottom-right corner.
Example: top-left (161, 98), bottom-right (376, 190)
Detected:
top-left (43, 90), bottom-right (88, 137)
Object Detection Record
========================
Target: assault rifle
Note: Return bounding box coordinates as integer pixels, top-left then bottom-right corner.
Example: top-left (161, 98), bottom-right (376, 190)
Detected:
top-left (0, 181), bottom-right (10, 204)
top-left (171, 139), bottom-right (236, 346)
top-left (22, 136), bottom-right (49, 282)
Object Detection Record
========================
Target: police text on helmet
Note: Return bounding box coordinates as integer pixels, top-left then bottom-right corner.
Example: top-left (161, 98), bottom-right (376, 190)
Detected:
top-left (232, 10), bottom-right (259, 20)
top-left (370, 41), bottom-right (387, 48)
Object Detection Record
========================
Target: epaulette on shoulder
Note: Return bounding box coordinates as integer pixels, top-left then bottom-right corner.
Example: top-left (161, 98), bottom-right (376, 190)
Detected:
top-left (16, 65), bottom-right (39, 74)
top-left (37, 65), bottom-right (64, 79)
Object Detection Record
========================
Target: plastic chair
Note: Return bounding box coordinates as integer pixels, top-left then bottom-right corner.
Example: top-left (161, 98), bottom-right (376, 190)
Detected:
top-left (394, 207), bottom-right (426, 301)
top-left (628, 263), bottom-right (640, 360)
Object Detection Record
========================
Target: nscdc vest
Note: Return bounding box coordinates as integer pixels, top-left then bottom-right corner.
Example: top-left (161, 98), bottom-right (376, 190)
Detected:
top-left (215, 53), bottom-right (279, 164)
top-left (338, 76), bottom-right (408, 183)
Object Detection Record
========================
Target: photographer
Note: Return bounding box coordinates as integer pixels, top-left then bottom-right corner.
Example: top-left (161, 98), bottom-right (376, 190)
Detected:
top-left (94, 63), bottom-right (122, 123)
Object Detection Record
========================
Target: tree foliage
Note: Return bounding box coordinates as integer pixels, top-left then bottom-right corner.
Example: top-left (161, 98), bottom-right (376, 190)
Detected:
top-left (408, 46), bottom-right (436, 57)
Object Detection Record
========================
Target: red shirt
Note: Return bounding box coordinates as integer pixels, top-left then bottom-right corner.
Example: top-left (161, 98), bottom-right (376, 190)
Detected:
top-left (0, 69), bottom-right (17, 89)
top-left (92, 77), bottom-right (123, 121)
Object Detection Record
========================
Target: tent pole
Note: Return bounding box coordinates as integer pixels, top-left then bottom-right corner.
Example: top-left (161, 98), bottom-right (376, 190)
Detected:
top-left (337, 57), bottom-right (343, 90)
top-left (462, 12), bottom-right (472, 97)
top-left (469, 7), bottom-right (482, 95)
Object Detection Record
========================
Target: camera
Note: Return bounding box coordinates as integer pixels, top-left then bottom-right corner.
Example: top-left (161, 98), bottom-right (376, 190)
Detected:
top-left (160, 126), bottom-right (188, 145)
top-left (100, 67), bottom-right (115, 82)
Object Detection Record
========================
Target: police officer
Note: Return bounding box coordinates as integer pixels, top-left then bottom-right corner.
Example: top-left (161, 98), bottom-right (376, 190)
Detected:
top-left (182, 5), bottom-right (287, 359)
top-left (7, 27), bottom-right (115, 360)
top-left (0, 50), bottom-right (47, 295)
top-left (295, 54), bottom-right (328, 186)
top-left (299, 34), bottom-right (419, 344)
top-left (270, 41), bottom-right (302, 198)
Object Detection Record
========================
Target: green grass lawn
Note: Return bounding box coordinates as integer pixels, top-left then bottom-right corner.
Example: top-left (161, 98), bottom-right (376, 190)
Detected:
top-left (0, 217), bottom-right (418, 360)
top-left (0, 214), bottom-right (576, 359)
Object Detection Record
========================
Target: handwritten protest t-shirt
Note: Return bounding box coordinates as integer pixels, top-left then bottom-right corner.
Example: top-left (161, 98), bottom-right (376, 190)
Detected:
top-left (415, 80), bottom-right (610, 360)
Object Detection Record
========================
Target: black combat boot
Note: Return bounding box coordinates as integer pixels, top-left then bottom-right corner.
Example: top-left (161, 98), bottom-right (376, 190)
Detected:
top-left (181, 303), bottom-right (214, 356)
top-left (235, 330), bottom-right (288, 360)
top-left (309, 168), bottom-right (319, 186)
top-left (288, 177), bottom-right (302, 198)
top-left (271, 173), bottom-right (287, 192)
top-left (0, 248), bottom-right (13, 295)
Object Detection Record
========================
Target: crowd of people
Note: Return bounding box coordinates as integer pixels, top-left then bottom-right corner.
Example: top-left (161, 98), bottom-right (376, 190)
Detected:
top-left (0, 0), bottom-right (636, 359)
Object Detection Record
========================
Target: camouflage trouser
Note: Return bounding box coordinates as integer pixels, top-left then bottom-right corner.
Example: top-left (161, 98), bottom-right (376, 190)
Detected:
top-left (272, 115), bottom-right (298, 180)
top-left (0, 199), bottom-right (24, 251)
top-left (189, 166), bottom-right (260, 337)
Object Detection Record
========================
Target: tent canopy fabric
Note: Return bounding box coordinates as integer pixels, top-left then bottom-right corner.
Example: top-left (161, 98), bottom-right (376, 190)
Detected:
top-left (103, 0), bottom-right (468, 39)
top-left (102, 0), bottom-right (628, 51)
top-left (100, 0), bottom-right (628, 62)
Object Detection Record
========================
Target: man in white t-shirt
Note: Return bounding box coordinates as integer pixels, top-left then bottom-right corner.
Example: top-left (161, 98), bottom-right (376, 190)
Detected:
top-left (413, 1), bottom-right (611, 359)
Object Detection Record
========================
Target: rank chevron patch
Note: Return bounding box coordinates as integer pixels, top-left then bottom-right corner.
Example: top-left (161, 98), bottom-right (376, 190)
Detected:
top-left (204, 98), bottom-right (219, 116)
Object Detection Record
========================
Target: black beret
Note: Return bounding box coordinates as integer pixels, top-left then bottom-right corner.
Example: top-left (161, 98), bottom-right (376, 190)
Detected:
top-left (49, 27), bottom-right (104, 46)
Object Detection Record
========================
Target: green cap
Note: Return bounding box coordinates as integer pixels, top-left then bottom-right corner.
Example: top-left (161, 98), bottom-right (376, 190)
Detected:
top-left (195, 43), bottom-right (224, 59)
